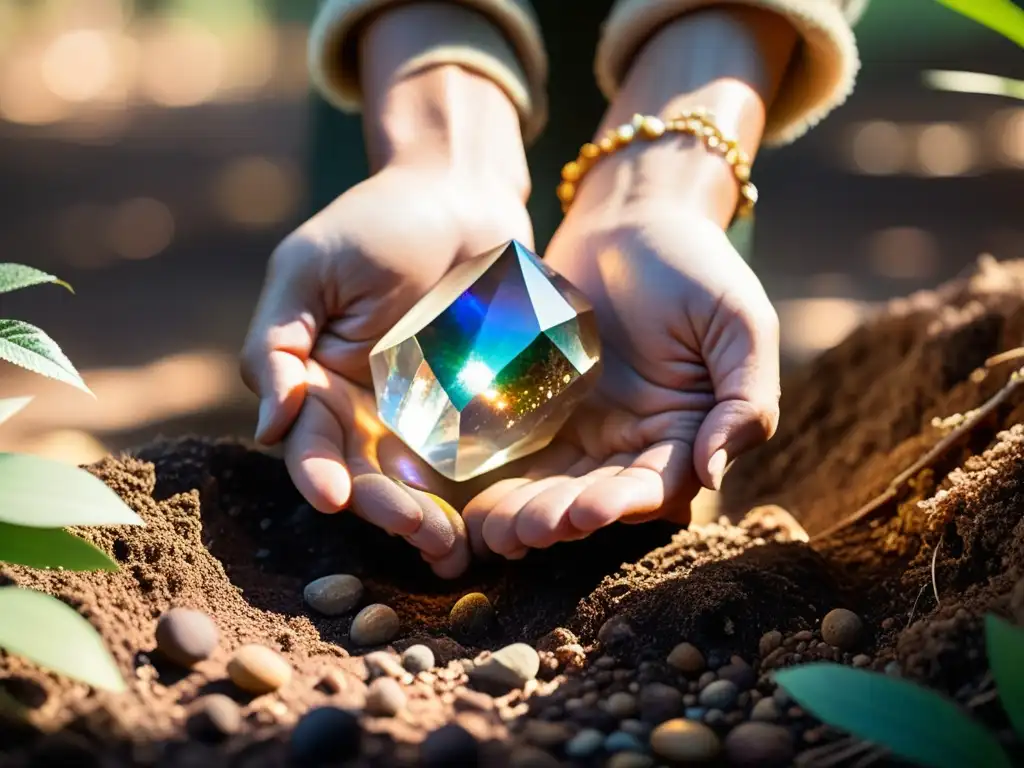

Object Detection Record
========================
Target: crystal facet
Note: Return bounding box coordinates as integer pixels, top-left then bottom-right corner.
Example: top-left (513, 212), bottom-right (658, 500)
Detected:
top-left (369, 240), bottom-right (601, 482)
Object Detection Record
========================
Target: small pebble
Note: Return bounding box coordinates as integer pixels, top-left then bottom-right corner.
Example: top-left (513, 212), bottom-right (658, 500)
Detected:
top-left (724, 722), bottom-right (795, 767)
top-left (685, 706), bottom-right (707, 720)
top-left (421, 723), bottom-right (480, 767)
top-left (521, 719), bottom-right (571, 748)
top-left (364, 651), bottom-right (405, 679)
top-left (227, 644), bottom-right (292, 694)
top-left (639, 682), bottom-right (683, 723)
top-left (718, 661), bottom-right (756, 690)
top-left (318, 667), bottom-right (363, 696)
top-left (509, 745), bottom-right (561, 768)
top-left (650, 718), bottom-right (721, 762)
top-left (885, 660), bottom-right (901, 676)
top-left (697, 671), bottom-right (717, 689)
top-left (401, 644), bottom-right (435, 673)
top-left (449, 593), bottom-right (494, 639)
top-left (705, 649), bottom-right (728, 670)
top-left (821, 608), bottom-right (863, 651)
top-left (187, 694), bottom-right (241, 741)
top-left (605, 730), bottom-right (644, 753)
top-left (565, 728), bottom-right (604, 759)
top-left (604, 691), bottom-right (637, 718)
top-left (704, 708), bottom-right (726, 726)
top-left (350, 604), bottom-right (400, 646)
top-left (290, 706), bottom-right (361, 765)
top-left (758, 630), bottom-right (783, 656)
top-left (607, 753), bottom-right (654, 768)
top-left (468, 643), bottom-right (539, 694)
top-left (154, 608), bottom-right (219, 668)
top-left (667, 642), bottom-right (705, 674)
top-left (698, 679), bottom-right (738, 710)
top-left (366, 677), bottom-right (406, 716)
top-left (619, 718), bottom-right (649, 738)
top-left (852, 653), bottom-right (872, 668)
top-left (303, 574), bottom-right (364, 616)
top-left (750, 697), bottom-right (780, 722)
top-left (597, 615), bottom-right (636, 649)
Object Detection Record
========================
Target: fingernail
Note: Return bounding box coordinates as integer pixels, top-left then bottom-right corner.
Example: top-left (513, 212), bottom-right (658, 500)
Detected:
top-left (254, 399), bottom-right (273, 443)
top-left (708, 449), bottom-right (728, 491)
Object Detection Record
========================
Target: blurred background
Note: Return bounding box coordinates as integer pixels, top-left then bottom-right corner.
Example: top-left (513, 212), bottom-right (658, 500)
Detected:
top-left (0, 0), bottom-right (1020, 468)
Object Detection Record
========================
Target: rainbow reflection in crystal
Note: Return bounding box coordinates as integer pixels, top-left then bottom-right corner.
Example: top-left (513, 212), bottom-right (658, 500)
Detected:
top-left (369, 240), bottom-right (601, 481)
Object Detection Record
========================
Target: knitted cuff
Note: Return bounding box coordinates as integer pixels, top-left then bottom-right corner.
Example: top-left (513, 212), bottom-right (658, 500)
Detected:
top-left (308, 0), bottom-right (548, 143)
top-left (595, 0), bottom-right (867, 146)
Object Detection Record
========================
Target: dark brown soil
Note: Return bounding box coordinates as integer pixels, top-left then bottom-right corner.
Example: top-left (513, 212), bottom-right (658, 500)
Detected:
top-left (3, 255), bottom-right (1024, 767)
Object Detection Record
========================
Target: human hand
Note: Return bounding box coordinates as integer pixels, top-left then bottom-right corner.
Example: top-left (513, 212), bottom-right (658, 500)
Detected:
top-left (241, 30), bottom-right (533, 577)
top-left (463, 198), bottom-right (780, 559)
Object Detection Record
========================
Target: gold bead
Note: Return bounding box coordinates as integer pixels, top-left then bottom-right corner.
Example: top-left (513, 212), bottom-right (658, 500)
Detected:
top-left (638, 116), bottom-right (665, 139)
top-left (580, 142), bottom-right (600, 160)
top-left (615, 124), bottom-right (636, 144)
top-left (702, 124), bottom-right (717, 137)
top-left (735, 163), bottom-right (751, 183)
top-left (631, 113), bottom-right (646, 129)
top-left (561, 161), bottom-right (581, 182)
top-left (706, 135), bottom-right (720, 149)
top-left (686, 119), bottom-right (703, 133)
top-left (725, 148), bottom-right (739, 164)
top-left (556, 182), bottom-right (576, 203)
top-left (736, 149), bottom-right (751, 166)
top-left (598, 137), bottom-right (616, 153)
top-left (741, 182), bottom-right (758, 205)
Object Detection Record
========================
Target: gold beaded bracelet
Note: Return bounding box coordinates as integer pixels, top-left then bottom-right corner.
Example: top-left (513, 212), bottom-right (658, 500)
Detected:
top-left (556, 109), bottom-right (758, 219)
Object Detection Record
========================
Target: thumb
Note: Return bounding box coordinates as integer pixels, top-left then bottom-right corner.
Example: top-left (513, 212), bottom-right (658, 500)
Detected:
top-left (240, 236), bottom-right (323, 445)
top-left (693, 295), bottom-right (781, 491)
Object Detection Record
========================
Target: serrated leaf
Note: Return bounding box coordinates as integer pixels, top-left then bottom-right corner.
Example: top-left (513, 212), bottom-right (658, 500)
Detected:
top-left (0, 586), bottom-right (125, 691)
top-left (925, 70), bottom-right (1024, 100)
top-left (0, 453), bottom-right (143, 528)
top-left (933, 0), bottom-right (1024, 48)
top-left (0, 521), bottom-right (117, 571)
top-left (774, 663), bottom-right (1011, 768)
top-left (986, 614), bottom-right (1024, 740)
top-left (0, 319), bottom-right (91, 395)
top-left (0, 396), bottom-right (32, 426)
top-left (0, 263), bottom-right (72, 295)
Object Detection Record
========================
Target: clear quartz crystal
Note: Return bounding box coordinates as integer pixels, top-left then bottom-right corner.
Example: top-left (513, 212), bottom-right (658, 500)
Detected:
top-left (369, 240), bottom-right (601, 481)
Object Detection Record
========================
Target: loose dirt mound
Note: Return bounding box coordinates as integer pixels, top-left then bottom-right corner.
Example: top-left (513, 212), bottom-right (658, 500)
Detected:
top-left (2, 256), bottom-right (1024, 767)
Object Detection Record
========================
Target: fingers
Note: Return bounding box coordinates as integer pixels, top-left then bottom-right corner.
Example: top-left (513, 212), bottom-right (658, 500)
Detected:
top-left (241, 237), bottom-right (323, 445)
top-left (694, 294), bottom-right (781, 491)
top-left (284, 362), bottom-right (470, 578)
top-left (283, 394), bottom-right (353, 513)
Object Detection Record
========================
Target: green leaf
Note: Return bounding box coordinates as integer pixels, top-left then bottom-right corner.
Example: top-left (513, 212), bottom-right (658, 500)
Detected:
top-left (932, 0), bottom-right (1024, 48)
top-left (774, 663), bottom-right (1011, 768)
top-left (0, 521), bottom-right (117, 571)
top-left (0, 319), bottom-right (91, 395)
top-left (0, 586), bottom-right (125, 692)
top-left (0, 263), bottom-right (72, 295)
top-left (0, 453), bottom-right (143, 528)
top-left (986, 614), bottom-right (1024, 740)
top-left (924, 70), bottom-right (1024, 101)
top-left (0, 395), bottom-right (32, 426)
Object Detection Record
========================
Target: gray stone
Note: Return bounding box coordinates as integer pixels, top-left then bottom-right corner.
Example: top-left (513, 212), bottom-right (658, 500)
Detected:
top-left (155, 608), bottom-right (219, 668)
top-left (724, 722), bottom-right (795, 767)
top-left (366, 677), bottom-right (406, 716)
top-left (821, 608), bottom-right (863, 651)
top-left (468, 643), bottom-right (540, 694)
top-left (698, 679), bottom-right (738, 710)
top-left (564, 728), bottom-right (604, 759)
top-left (303, 574), bottom-right (364, 616)
top-left (401, 644), bottom-right (435, 673)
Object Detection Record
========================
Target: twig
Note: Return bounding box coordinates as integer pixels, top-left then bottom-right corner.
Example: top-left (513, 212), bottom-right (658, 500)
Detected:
top-left (907, 582), bottom-right (929, 627)
top-left (986, 347), bottom-right (1024, 368)
top-left (931, 533), bottom-right (943, 606)
top-left (810, 366), bottom-right (1024, 543)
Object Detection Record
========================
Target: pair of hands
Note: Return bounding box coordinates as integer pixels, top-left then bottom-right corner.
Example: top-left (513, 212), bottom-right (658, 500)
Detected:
top-left (240, 154), bottom-right (781, 579)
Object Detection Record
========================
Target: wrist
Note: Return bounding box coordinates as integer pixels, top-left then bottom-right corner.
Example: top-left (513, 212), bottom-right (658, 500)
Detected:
top-left (359, 6), bottom-right (530, 201)
top-left (574, 7), bottom-right (796, 227)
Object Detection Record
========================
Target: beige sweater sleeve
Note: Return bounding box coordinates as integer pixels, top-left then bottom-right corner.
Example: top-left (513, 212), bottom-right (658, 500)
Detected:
top-left (595, 0), bottom-right (871, 146)
top-left (307, 0), bottom-right (548, 143)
